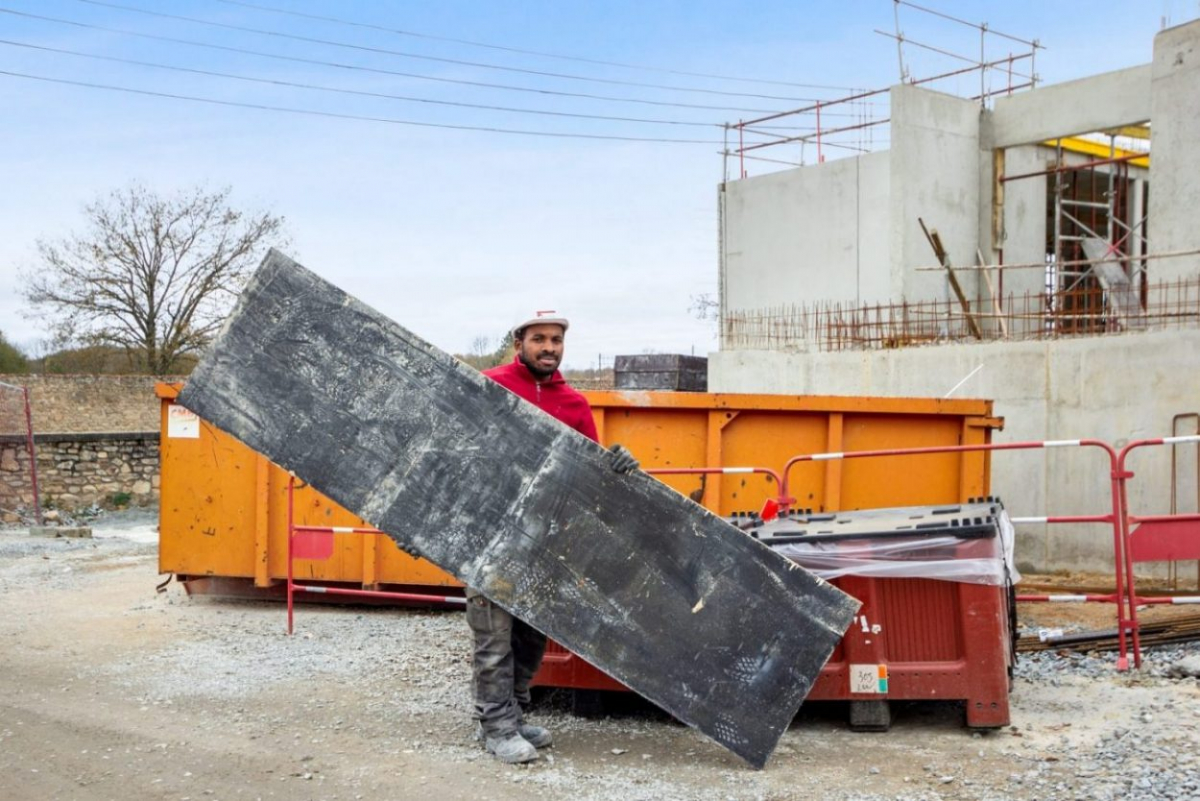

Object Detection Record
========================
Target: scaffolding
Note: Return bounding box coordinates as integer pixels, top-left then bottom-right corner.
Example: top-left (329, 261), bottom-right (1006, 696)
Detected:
top-left (994, 132), bottom-right (1152, 335)
top-left (721, 273), bottom-right (1200, 353)
top-left (723, 1), bottom-right (1043, 179)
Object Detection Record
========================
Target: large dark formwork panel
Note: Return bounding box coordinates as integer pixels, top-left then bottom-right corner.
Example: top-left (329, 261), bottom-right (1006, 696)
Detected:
top-left (179, 250), bottom-right (859, 768)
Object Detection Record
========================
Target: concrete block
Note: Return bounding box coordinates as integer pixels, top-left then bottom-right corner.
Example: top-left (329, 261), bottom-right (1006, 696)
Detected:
top-left (989, 65), bottom-right (1152, 148)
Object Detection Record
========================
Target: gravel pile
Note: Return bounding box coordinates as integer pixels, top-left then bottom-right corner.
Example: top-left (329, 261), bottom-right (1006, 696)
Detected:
top-left (1016, 641), bottom-right (1200, 680)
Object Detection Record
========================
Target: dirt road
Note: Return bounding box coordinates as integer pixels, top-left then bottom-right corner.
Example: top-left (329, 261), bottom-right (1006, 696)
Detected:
top-left (2, 527), bottom-right (1198, 801)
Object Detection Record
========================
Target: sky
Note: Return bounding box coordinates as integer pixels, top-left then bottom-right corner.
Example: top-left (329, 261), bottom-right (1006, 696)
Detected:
top-left (2, 1), bottom-right (1197, 370)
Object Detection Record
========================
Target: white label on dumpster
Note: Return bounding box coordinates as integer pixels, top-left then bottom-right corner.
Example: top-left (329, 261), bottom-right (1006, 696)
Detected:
top-left (850, 664), bottom-right (889, 694)
top-left (167, 404), bottom-right (200, 439)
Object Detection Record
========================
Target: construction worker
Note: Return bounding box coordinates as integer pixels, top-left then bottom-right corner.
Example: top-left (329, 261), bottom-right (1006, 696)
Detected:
top-left (469, 310), bottom-right (638, 764)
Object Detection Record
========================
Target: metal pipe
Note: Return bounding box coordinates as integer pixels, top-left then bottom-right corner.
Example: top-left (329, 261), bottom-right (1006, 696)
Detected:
top-left (1016, 594), bottom-right (1119, 604)
top-left (738, 121), bottom-right (745, 178)
top-left (22, 386), bottom-right (41, 526)
top-left (739, 118), bottom-right (891, 155)
top-left (293, 586), bottom-right (466, 605)
top-left (1169, 413), bottom-right (1200, 589)
top-left (1000, 152), bottom-right (1148, 183)
top-left (287, 476), bottom-right (295, 635)
top-left (645, 466), bottom-right (792, 507)
top-left (914, 247), bottom-right (1200, 273)
top-left (979, 21), bottom-right (986, 106)
top-left (815, 101), bottom-right (823, 162)
top-left (897, 0), bottom-right (1041, 47)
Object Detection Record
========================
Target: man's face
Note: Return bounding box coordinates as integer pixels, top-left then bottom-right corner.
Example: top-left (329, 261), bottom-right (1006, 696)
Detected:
top-left (516, 323), bottom-right (565, 379)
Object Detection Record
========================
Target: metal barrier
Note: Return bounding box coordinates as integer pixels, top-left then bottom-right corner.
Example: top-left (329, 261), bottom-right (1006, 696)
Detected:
top-left (779, 439), bottom-right (1139, 669)
top-left (0, 381), bottom-right (41, 525)
top-left (1114, 435), bottom-right (1200, 667)
top-left (280, 436), bottom-right (1200, 670)
top-left (285, 478), bottom-right (464, 635)
top-left (644, 466), bottom-right (791, 515)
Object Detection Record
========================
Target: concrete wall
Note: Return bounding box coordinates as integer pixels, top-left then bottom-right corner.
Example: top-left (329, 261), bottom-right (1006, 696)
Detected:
top-left (710, 21), bottom-right (1200, 576)
top-left (987, 65), bottom-right (1152, 148)
top-left (709, 327), bottom-right (1200, 574)
top-left (719, 84), bottom-right (984, 316)
top-left (720, 150), bottom-right (890, 314)
top-left (720, 20), bottom-right (1198, 323)
top-left (988, 144), bottom-right (1047, 334)
top-left (1149, 20), bottom-right (1200, 281)
top-left (888, 85), bottom-right (982, 304)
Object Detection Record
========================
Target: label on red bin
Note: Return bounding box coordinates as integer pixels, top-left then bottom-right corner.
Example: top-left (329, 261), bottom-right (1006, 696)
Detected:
top-left (850, 664), bottom-right (889, 694)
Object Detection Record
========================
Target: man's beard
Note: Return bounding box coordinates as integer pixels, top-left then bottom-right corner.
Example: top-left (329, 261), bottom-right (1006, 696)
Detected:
top-left (519, 350), bottom-right (557, 379)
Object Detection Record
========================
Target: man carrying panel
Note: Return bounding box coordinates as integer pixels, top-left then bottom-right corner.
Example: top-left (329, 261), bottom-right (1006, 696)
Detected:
top-left (470, 310), bottom-right (637, 763)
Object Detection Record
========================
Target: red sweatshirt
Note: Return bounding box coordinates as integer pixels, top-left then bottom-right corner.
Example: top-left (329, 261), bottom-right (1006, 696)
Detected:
top-left (484, 357), bottom-right (599, 442)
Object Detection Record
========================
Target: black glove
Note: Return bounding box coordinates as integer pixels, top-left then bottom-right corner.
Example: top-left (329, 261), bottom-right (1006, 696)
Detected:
top-left (397, 539), bottom-right (422, 559)
top-left (607, 443), bottom-right (640, 474)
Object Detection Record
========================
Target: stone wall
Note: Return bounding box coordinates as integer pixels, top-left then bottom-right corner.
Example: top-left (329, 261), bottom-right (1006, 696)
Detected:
top-left (0, 375), bottom-right (170, 515)
top-left (0, 374), bottom-right (179, 434)
top-left (0, 433), bottom-right (160, 516)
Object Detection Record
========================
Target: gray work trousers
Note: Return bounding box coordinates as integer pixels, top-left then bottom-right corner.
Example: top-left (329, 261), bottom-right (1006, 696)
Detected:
top-left (465, 588), bottom-right (547, 737)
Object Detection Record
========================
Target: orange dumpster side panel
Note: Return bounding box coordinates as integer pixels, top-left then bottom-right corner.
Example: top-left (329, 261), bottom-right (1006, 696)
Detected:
top-left (157, 382), bottom-right (260, 580)
top-left (157, 383), bottom-right (997, 591)
top-left (157, 382), bottom-right (461, 589)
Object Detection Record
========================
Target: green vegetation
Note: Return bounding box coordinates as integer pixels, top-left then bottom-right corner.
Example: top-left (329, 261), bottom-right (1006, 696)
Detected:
top-left (28, 344), bottom-right (198, 375)
top-left (0, 331), bottom-right (29, 374)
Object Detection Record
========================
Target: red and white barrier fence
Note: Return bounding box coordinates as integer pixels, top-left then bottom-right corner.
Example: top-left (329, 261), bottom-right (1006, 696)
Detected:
top-left (285, 478), bottom-right (464, 635)
top-left (780, 438), bottom-right (1142, 669)
top-left (281, 432), bottom-right (1200, 670)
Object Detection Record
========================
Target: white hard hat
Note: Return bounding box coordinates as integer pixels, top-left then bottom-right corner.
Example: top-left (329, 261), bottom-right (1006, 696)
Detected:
top-left (513, 310), bottom-right (569, 336)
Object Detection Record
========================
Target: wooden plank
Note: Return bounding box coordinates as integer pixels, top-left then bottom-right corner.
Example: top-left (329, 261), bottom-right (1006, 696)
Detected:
top-left (977, 248), bottom-right (1008, 339)
top-left (919, 218), bottom-right (983, 339)
top-left (179, 251), bottom-right (859, 769)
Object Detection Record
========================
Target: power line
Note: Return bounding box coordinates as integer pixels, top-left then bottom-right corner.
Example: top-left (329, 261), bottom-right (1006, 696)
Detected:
top-left (0, 39), bottom-right (738, 129)
top-left (73, 0), bottom-right (825, 103)
top-left (0, 68), bottom-right (748, 143)
top-left (0, 8), bottom-right (786, 115)
top-left (206, 0), bottom-right (858, 92)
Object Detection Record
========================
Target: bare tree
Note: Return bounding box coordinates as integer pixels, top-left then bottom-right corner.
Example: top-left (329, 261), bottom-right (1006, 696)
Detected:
top-left (470, 335), bottom-right (494, 360)
top-left (689, 292), bottom-right (720, 322)
top-left (22, 184), bottom-right (288, 375)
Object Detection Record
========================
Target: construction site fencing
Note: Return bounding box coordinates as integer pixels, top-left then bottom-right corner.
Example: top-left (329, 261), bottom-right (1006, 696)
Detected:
top-left (722, 275), bottom-right (1200, 352)
top-left (778, 438), bottom-right (1144, 669)
top-left (284, 477), bottom-right (464, 635)
top-left (778, 435), bottom-right (1200, 671)
top-left (1113, 436), bottom-right (1200, 666)
top-left (723, 1), bottom-right (1040, 176)
top-left (273, 422), bottom-right (1198, 671)
top-left (0, 380), bottom-right (41, 524)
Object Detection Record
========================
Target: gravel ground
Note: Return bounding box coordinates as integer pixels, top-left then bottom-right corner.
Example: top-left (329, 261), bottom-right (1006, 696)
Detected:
top-left (2, 510), bottom-right (1199, 801)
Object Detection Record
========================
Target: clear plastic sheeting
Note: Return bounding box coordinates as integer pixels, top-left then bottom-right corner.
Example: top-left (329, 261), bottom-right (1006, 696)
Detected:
top-left (769, 510), bottom-right (1021, 586)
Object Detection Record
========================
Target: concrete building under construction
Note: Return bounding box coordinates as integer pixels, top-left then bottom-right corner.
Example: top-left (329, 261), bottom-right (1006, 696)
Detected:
top-left (711, 16), bottom-right (1200, 573)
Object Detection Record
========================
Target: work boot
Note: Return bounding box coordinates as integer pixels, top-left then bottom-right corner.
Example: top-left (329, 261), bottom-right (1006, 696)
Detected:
top-left (518, 723), bottom-right (553, 749)
top-left (484, 731), bottom-right (539, 764)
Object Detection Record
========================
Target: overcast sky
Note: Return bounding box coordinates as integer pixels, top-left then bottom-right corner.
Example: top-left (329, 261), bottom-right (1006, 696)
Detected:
top-left (1, 0), bottom-right (1195, 369)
